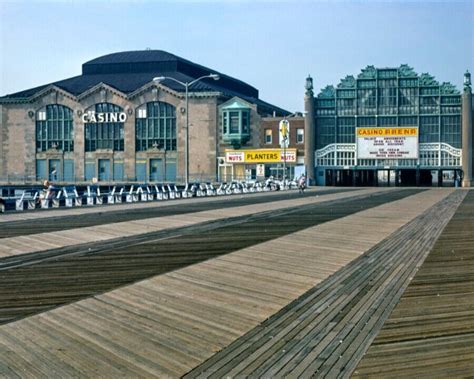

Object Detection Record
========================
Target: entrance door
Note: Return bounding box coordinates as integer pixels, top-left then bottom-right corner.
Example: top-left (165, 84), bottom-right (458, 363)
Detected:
top-left (49, 159), bottom-right (60, 181)
top-left (36, 159), bottom-right (47, 181)
top-left (149, 159), bottom-right (163, 182)
top-left (98, 159), bottom-right (110, 181)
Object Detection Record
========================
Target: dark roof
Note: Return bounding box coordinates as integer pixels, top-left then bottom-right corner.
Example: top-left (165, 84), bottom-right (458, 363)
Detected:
top-left (2, 50), bottom-right (287, 111)
top-left (1, 50), bottom-right (288, 115)
top-left (84, 50), bottom-right (178, 65)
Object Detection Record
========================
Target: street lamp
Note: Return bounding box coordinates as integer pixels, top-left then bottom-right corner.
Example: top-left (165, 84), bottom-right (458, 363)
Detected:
top-left (279, 112), bottom-right (304, 182)
top-left (279, 119), bottom-right (289, 181)
top-left (153, 73), bottom-right (220, 185)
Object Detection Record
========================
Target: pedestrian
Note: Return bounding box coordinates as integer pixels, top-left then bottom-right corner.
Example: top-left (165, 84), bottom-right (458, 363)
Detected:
top-left (298, 174), bottom-right (306, 194)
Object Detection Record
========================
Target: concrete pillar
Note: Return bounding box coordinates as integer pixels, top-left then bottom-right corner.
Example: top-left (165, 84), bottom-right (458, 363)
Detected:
top-left (304, 75), bottom-right (316, 185)
top-left (462, 71), bottom-right (473, 187)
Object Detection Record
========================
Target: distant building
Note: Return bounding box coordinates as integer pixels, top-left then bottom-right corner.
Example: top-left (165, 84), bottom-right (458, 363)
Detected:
top-left (0, 50), bottom-right (288, 184)
top-left (304, 65), bottom-right (473, 187)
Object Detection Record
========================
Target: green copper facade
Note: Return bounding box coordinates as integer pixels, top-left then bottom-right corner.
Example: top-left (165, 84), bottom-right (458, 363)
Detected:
top-left (313, 65), bottom-right (463, 186)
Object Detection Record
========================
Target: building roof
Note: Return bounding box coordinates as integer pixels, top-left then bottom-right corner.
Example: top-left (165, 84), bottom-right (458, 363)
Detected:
top-left (316, 64), bottom-right (461, 98)
top-left (1, 50), bottom-right (289, 116)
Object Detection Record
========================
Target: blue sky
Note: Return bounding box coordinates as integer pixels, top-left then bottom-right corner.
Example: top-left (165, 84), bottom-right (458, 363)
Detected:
top-left (0, 0), bottom-right (472, 112)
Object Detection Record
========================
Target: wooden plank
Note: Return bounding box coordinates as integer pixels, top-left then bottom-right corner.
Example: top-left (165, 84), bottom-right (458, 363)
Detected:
top-left (0, 189), bottom-right (455, 377)
top-left (184, 190), bottom-right (463, 378)
top-left (353, 189), bottom-right (474, 378)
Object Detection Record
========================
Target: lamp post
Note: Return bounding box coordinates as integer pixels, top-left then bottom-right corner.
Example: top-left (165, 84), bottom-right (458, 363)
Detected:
top-left (153, 73), bottom-right (220, 185)
top-left (279, 112), bottom-right (304, 182)
top-left (279, 119), bottom-right (289, 180)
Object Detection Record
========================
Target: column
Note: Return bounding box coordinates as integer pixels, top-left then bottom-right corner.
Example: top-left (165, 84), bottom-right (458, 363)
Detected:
top-left (304, 75), bottom-right (316, 185)
top-left (462, 71), bottom-right (473, 187)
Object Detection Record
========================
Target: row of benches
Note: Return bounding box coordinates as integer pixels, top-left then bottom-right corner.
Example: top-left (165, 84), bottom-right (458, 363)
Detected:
top-left (1, 181), bottom-right (290, 213)
top-left (10, 184), bottom-right (189, 212)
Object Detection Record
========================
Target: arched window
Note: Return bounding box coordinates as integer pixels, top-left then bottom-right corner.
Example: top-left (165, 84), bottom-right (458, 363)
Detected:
top-left (85, 103), bottom-right (125, 151)
top-left (36, 104), bottom-right (74, 152)
top-left (136, 102), bottom-right (176, 151)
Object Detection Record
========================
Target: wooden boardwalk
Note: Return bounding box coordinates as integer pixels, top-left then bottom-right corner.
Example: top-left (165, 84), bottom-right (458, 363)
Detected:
top-left (0, 189), bottom-right (456, 377)
top-left (0, 188), bottom-right (377, 260)
top-left (185, 190), bottom-right (465, 378)
top-left (0, 189), bottom-right (417, 325)
top-left (353, 190), bottom-right (474, 378)
top-left (0, 188), bottom-right (342, 225)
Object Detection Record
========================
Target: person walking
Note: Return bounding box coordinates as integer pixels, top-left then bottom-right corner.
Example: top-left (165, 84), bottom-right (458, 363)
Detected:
top-left (298, 174), bottom-right (306, 194)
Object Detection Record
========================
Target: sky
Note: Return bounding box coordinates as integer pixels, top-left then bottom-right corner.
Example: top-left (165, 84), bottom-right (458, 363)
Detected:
top-left (0, 0), bottom-right (473, 112)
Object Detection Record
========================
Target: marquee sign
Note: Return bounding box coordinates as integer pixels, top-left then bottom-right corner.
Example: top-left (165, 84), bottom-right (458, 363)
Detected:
top-left (225, 149), bottom-right (297, 163)
top-left (356, 127), bottom-right (419, 159)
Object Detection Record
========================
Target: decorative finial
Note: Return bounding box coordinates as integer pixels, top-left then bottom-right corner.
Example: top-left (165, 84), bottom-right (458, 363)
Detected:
top-left (305, 75), bottom-right (313, 95)
top-left (464, 70), bottom-right (471, 92)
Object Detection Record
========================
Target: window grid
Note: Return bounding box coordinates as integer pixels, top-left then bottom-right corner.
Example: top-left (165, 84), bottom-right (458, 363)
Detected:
top-left (85, 103), bottom-right (124, 151)
top-left (222, 109), bottom-right (250, 136)
top-left (337, 118), bottom-right (355, 143)
top-left (136, 102), bottom-right (177, 151)
top-left (316, 152), bottom-right (335, 166)
top-left (441, 115), bottom-right (461, 148)
top-left (336, 151), bottom-right (355, 166)
top-left (36, 105), bottom-right (74, 152)
top-left (316, 117), bottom-right (335, 149)
top-left (419, 116), bottom-right (439, 144)
top-left (377, 80), bottom-right (398, 115)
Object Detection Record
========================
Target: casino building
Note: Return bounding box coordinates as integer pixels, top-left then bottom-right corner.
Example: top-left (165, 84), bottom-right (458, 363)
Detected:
top-left (0, 50), bottom-right (289, 184)
top-left (304, 65), bottom-right (474, 187)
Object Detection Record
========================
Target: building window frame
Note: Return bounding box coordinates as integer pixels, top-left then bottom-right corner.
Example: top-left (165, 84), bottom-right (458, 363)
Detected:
top-left (36, 104), bottom-right (74, 152)
top-left (296, 128), bottom-right (304, 144)
top-left (222, 109), bottom-right (251, 137)
top-left (85, 103), bottom-right (124, 152)
top-left (136, 101), bottom-right (177, 151)
top-left (264, 129), bottom-right (273, 144)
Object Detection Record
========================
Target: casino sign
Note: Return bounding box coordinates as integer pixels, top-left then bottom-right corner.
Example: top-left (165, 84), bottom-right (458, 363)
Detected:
top-left (356, 127), bottom-right (419, 159)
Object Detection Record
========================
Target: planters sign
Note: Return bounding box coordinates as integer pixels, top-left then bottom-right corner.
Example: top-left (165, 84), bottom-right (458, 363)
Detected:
top-left (81, 112), bottom-right (127, 123)
top-left (225, 149), bottom-right (297, 163)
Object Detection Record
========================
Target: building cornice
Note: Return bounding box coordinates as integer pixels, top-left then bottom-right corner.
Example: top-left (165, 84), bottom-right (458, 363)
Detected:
top-left (76, 82), bottom-right (128, 101)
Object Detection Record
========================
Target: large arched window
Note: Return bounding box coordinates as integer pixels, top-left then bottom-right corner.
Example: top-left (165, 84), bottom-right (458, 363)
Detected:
top-left (36, 104), bottom-right (74, 152)
top-left (85, 103), bottom-right (125, 151)
top-left (136, 102), bottom-right (176, 151)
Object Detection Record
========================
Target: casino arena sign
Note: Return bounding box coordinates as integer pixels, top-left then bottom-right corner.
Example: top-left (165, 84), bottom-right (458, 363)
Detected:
top-left (356, 127), bottom-right (419, 159)
top-left (225, 148), bottom-right (297, 163)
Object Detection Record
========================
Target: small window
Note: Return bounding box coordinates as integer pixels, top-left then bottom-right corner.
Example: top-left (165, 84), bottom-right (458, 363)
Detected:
top-left (265, 129), bottom-right (272, 144)
top-left (242, 111), bottom-right (250, 134)
top-left (137, 108), bottom-right (147, 119)
top-left (230, 112), bottom-right (240, 133)
top-left (297, 129), bottom-right (304, 144)
top-left (37, 111), bottom-right (46, 121)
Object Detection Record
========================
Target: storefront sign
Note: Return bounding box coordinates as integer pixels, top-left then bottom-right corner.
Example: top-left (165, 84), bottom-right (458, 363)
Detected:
top-left (226, 151), bottom-right (244, 162)
top-left (82, 112), bottom-right (127, 123)
top-left (225, 149), bottom-right (297, 163)
top-left (356, 127), bottom-right (418, 159)
top-left (256, 164), bottom-right (265, 176)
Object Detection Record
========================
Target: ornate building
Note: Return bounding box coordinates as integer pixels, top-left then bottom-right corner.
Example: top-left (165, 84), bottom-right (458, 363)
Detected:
top-left (305, 65), bottom-right (473, 186)
top-left (0, 50), bottom-right (287, 184)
